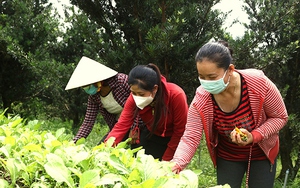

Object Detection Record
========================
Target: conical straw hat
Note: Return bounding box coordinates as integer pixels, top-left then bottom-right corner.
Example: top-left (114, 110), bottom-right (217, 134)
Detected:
top-left (65, 56), bottom-right (118, 90)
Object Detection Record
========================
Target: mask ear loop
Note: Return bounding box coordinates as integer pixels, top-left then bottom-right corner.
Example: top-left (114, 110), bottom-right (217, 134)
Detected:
top-left (223, 69), bottom-right (231, 86)
top-left (225, 64), bottom-right (234, 83)
top-left (226, 74), bottom-right (231, 85)
top-left (224, 65), bottom-right (233, 85)
top-left (222, 70), bottom-right (228, 79)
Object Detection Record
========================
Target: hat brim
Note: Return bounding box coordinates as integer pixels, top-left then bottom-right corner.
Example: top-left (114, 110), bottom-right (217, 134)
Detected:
top-left (65, 56), bottom-right (118, 90)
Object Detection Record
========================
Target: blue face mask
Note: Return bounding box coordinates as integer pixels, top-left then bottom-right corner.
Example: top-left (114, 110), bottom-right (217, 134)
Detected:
top-left (83, 84), bottom-right (98, 95)
top-left (199, 70), bottom-right (230, 94)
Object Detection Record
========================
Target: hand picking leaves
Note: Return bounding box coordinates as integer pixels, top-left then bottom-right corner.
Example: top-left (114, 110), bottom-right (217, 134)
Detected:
top-left (234, 127), bottom-right (248, 142)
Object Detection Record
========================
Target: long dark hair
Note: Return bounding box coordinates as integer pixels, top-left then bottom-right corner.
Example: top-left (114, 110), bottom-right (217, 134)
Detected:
top-left (195, 41), bottom-right (232, 70)
top-left (128, 63), bottom-right (166, 134)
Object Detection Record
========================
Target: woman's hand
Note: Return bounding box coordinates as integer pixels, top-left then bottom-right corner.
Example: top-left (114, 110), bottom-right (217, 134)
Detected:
top-left (230, 127), bottom-right (253, 146)
top-left (171, 163), bottom-right (181, 174)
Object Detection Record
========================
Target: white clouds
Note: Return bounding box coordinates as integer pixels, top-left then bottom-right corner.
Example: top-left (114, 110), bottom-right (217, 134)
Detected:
top-left (213, 0), bottom-right (250, 38)
top-left (49, 0), bottom-right (70, 17)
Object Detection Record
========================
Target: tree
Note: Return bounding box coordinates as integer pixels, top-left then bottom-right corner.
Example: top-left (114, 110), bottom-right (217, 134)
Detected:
top-left (0, 0), bottom-right (66, 119)
top-left (69, 0), bottom-right (229, 102)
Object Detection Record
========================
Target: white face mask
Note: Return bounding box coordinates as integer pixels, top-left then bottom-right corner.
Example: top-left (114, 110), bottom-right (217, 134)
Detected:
top-left (132, 95), bottom-right (154, 110)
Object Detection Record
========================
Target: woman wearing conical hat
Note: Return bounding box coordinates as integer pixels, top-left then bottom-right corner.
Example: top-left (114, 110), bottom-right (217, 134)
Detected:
top-left (65, 56), bottom-right (143, 144)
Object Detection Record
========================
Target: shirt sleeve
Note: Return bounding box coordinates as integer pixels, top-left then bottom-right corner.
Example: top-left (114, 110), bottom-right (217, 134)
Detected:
top-left (105, 94), bottom-right (136, 144)
top-left (162, 90), bottom-right (188, 161)
top-left (252, 77), bottom-right (288, 143)
top-left (73, 96), bottom-right (99, 143)
top-left (171, 101), bottom-right (204, 170)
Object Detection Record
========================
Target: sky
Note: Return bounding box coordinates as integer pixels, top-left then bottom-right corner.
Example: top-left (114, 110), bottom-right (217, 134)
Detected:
top-left (50, 0), bottom-right (249, 38)
top-left (213, 0), bottom-right (249, 38)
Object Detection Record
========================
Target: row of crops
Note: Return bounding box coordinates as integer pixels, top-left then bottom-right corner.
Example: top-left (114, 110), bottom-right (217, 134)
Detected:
top-left (0, 112), bottom-right (229, 187)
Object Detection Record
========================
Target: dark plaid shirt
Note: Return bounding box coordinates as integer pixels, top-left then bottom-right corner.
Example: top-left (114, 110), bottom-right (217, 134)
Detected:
top-left (73, 73), bottom-right (143, 143)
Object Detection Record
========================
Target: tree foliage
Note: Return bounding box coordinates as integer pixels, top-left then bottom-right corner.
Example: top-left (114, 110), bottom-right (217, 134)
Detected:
top-left (0, 0), bottom-right (230, 129)
top-left (69, 0), bottom-right (229, 101)
top-left (0, 0), bottom-right (67, 119)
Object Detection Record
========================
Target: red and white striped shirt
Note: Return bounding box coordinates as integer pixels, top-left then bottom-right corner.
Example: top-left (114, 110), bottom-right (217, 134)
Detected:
top-left (171, 69), bottom-right (288, 171)
top-left (213, 75), bottom-right (266, 161)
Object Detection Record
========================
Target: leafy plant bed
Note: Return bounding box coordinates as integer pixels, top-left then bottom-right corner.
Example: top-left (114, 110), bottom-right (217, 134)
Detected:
top-left (0, 113), bottom-right (173, 187)
top-left (0, 112), bottom-right (231, 187)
